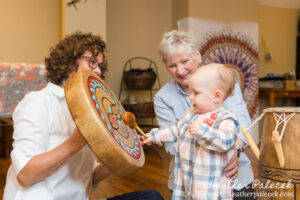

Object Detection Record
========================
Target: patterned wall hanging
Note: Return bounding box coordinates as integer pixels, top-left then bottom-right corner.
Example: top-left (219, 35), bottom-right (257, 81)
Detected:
top-left (0, 63), bottom-right (47, 118)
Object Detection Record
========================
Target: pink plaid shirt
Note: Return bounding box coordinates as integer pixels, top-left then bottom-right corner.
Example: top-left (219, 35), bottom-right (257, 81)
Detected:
top-left (150, 107), bottom-right (238, 200)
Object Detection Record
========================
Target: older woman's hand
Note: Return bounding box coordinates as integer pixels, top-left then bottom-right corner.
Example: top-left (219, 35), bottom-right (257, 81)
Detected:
top-left (223, 149), bottom-right (239, 181)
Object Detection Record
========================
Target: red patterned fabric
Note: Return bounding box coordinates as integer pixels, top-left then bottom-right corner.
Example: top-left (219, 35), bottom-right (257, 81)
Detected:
top-left (0, 63), bottom-right (47, 117)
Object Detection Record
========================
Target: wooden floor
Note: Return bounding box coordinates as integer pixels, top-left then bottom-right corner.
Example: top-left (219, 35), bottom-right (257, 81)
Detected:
top-left (90, 146), bottom-right (172, 199)
top-left (92, 148), bottom-right (258, 199)
top-left (0, 145), bottom-right (258, 200)
top-left (0, 146), bottom-right (173, 200)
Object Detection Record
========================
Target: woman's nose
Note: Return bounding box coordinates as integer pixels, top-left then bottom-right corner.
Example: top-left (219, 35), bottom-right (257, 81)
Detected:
top-left (176, 64), bottom-right (184, 75)
top-left (93, 67), bottom-right (102, 77)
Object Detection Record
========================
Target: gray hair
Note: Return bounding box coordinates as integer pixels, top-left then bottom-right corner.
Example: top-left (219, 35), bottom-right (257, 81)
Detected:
top-left (158, 30), bottom-right (199, 63)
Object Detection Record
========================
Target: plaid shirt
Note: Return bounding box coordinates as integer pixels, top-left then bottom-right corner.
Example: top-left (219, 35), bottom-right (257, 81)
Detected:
top-left (150, 108), bottom-right (238, 200)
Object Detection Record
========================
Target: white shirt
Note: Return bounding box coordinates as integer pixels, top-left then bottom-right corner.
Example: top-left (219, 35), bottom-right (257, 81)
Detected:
top-left (4, 82), bottom-right (97, 200)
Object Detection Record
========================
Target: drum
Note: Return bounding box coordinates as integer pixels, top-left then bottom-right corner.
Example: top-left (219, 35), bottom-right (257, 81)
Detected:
top-left (65, 70), bottom-right (145, 177)
top-left (258, 107), bottom-right (300, 199)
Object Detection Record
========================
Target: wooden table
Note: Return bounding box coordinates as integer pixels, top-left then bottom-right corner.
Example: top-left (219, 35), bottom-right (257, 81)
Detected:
top-left (0, 119), bottom-right (13, 158)
top-left (259, 88), bottom-right (300, 107)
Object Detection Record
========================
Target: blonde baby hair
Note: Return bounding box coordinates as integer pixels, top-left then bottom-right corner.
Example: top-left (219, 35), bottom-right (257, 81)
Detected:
top-left (192, 63), bottom-right (236, 99)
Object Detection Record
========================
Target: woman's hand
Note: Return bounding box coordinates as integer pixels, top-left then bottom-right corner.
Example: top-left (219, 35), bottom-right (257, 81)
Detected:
top-left (235, 138), bottom-right (245, 150)
top-left (223, 149), bottom-right (239, 181)
top-left (93, 162), bottom-right (112, 185)
top-left (222, 138), bottom-right (245, 181)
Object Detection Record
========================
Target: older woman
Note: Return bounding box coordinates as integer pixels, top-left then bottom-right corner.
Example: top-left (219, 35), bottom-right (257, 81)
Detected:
top-left (4, 32), bottom-right (163, 200)
top-left (154, 30), bottom-right (256, 200)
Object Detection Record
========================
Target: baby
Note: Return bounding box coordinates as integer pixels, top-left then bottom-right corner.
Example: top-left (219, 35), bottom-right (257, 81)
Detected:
top-left (142, 63), bottom-right (239, 200)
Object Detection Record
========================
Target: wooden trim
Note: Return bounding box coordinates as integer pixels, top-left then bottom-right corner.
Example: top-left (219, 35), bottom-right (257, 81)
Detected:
top-left (60, 0), bottom-right (66, 40)
top-left (0, 118), bottom-right (13, 125)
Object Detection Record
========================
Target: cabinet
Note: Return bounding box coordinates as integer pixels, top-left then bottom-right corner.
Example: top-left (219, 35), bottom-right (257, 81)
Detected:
top-left (119, 57), bottom-right (161, 131)
top-left (259, 88), bottom-right (300, 107)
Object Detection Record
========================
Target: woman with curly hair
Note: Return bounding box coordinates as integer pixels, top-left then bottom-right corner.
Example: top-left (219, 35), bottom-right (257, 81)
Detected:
top-left (3, 32), bottom-right (163, 200)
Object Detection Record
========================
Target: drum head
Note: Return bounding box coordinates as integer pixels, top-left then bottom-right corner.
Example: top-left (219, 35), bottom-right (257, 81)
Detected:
top-left (65, 70), bottom-right (145, 177)
top-left (263, 107), bottom-right (300, 113)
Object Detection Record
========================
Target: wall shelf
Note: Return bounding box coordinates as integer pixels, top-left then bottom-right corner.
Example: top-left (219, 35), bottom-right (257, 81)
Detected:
top-left (119, 57), bottom-right (161, 129)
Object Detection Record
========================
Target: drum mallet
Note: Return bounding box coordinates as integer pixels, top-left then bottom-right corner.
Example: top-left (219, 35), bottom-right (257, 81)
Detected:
top-left (123, 111), bottom-right (164, 160)
top-left (122, 111), bottom-right (148, 138)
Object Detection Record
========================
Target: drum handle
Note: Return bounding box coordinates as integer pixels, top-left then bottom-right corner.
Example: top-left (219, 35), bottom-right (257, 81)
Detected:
top-left (271, 112), bottom-right (295, 168)
top-left (272, 130), bottom-right (285, 167)
top-left (135, 125), bottom-right (166, 160)
top-left (241, 126), bottom-right (260, 160)
top-left (135, 126), bottom-right (148, 138)
top-left (273, 112), bottom-right (295, 141)
top-left (239, 112), bottom-right (265, 160)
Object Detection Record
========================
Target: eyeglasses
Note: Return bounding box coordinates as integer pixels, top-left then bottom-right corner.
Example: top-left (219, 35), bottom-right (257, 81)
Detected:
top-left (81, 55), bottom-right (106, 72)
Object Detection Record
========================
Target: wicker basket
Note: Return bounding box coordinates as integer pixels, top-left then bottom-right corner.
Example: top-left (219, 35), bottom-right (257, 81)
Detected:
top-left (123, 102), bottom-right (155, 117)
top-left (123, 68), bottom-right (156, 89)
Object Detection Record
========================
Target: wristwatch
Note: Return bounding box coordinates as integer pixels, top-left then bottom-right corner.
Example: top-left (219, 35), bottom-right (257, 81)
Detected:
top-left (236, 147), bottom-right (241, 158)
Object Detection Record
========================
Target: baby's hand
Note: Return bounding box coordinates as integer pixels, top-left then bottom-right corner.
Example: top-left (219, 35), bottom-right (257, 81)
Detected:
top-left (140, 133), bottom-right (153, 145)
top-left (189, 121), bottom-right (201, 135)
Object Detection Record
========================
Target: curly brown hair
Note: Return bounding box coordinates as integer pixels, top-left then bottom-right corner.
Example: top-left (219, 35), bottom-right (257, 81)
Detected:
top-left (45, 31), bottom-right (107, 85)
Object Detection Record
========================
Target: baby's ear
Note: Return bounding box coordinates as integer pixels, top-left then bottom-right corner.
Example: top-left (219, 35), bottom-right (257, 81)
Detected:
top-left (213, 89), bottom-right (224, 103)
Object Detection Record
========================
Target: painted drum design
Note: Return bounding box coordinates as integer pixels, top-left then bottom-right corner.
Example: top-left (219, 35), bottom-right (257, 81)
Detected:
top-left (65, 70), bottom-right (145, 177)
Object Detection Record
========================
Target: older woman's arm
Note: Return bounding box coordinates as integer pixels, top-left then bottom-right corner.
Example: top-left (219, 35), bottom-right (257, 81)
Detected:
top-left (224, 82), bottom-right (251, 148)
top-left (223, 82), bottom-right (252, 180)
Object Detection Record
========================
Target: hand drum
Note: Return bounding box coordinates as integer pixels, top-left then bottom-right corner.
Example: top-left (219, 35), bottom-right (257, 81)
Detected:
top-left (65, 70), bottom-right (145, 177)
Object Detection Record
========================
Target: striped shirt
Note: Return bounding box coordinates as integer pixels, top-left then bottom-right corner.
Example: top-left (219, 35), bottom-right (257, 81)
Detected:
top-left (150, 108), bottom-right (238, 200)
